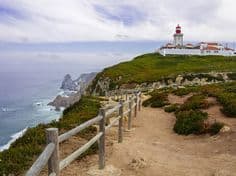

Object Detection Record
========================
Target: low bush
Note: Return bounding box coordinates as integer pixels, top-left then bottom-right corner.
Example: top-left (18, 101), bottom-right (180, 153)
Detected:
top-left (173, 86), bottom-right (199, 96)
top-left (178, 94), bottom-right (210, 112)
top-left (182, 73), bottom-right (224, 82)
top-left (215, 92), bottom-right (236, 117)
top-left (174, 110), bottom-right (208, 135)
top-left (227, 73), bottom-right (236, 80)
top-left (164, 104), bottom-right (179, 113)
top-left (143, 91), bottom-right (169, 108)
top-left (220, 103), bottom-right (236, 117)
top-left (200, 83), bottom-right (236, 117)
top-left (208, 122), bottom-right (224, 135)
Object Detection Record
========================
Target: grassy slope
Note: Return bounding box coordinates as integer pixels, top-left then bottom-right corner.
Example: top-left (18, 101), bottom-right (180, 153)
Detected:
top-left (99, 53), bottom-right (236, 85)
top-left (0, 96), bottom-right (100, 176)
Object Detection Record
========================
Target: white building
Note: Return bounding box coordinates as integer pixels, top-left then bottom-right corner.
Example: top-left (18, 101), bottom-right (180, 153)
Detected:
top-left (158, 25), bottom-right (236, 56)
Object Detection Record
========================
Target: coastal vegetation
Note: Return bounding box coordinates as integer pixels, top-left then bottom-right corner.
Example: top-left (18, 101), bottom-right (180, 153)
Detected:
top-left (1, 53), bottom-right (236, 175)
top-left (164, 104), bottom-right (179, 113)
top-left (144, 82), bottom-right (236, 135)
top-left (142, 90), bottom-right (169, 108)
top-left (0, 96), bottom-right (100, 176)
top-left (93, 53), bottom-right (236, 89)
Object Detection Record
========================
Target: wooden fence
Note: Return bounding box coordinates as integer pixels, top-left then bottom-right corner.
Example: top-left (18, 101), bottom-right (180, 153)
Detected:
top-left (26, 91), bottom-right (142, 176)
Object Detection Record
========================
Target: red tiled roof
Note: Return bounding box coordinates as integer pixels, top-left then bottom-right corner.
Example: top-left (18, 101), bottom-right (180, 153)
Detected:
top-left (206, 42), bottom-right (219, 45)
top-left (225, 47), bottom-right (234, 51)
top-left (203, 46), bottom-right (220, 50)
top-left (199, 42), bottom-right (219, 46)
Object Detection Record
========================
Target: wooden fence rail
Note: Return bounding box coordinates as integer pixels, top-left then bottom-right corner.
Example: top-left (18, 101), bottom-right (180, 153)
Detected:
top-left (26, 91), bottom-right (142, 176)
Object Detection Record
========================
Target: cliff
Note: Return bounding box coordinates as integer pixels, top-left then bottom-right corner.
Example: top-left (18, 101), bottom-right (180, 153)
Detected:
top-left (49, 72), bottom-right (97, 109)
top-left (89, 53), bottom-right (236, 95)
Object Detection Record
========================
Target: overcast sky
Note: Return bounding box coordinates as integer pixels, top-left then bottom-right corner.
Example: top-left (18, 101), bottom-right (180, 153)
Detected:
top-left (0, 0), bottom-right (235, 43)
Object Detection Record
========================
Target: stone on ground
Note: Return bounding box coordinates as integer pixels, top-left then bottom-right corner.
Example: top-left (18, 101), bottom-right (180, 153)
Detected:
top-left (87, 165), bottom-right (121, 176)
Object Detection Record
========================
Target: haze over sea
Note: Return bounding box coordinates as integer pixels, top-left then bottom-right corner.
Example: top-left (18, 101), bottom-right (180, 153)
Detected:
top-left (0, 41), bottom-right (162, 150)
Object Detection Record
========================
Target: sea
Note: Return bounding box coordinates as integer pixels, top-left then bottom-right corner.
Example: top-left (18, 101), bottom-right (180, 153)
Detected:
top-left (0, 41), bottom-right (163, 151)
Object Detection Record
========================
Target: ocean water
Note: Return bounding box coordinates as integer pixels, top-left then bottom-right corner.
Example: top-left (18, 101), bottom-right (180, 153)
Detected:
top-left (0, 41), bottom-right (162, 150)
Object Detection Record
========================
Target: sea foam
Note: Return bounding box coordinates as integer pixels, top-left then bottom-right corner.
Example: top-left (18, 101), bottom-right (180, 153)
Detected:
top-left (0, 127), bottom-right (28, 152)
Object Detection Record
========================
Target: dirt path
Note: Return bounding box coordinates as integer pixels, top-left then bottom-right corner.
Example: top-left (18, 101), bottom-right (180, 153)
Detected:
top-left (47, 95), bottom-right (236, 176)
top-left (103, 107), bottom-right (236, 176)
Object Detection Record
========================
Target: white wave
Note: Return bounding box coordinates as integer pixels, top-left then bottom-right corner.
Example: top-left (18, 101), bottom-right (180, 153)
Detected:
top-left (33, 101), bottom-right (43, 106)
top-left (37, 105), bottom-right (54, 112)
top-left (58, 90), bottom-right (77, 97)
top-left (1, 107), bottom-right (18, 112)
top-left (0, 127), bottom-right (28, 152)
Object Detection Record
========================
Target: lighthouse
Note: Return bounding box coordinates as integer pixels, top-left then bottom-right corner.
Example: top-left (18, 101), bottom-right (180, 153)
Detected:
top-left (173, 24), bottom-right (184, 48)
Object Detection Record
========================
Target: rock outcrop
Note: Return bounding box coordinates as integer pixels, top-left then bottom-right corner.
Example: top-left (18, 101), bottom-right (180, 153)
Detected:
top-left (61, 74), bottom-right (77, 91)
top-left (92, 72), bottom-right (235, 95)
top-left (49, 72), bottom-right (97, 109)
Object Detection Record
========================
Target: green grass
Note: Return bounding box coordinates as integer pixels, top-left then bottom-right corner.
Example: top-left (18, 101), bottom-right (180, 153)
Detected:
top-left (94, 53), bottom-right (236, 88)
top-left (0, 96), bottom-right (101, 176)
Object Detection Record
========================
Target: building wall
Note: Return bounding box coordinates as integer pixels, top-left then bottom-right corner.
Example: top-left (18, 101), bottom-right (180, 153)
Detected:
top-left (174, 34), bottom-right (183, 47)
top-left (158, 48), bottom-right (235, 56)
top-left (202, 50), bottom-right (235, 56)
top-left (159, 49), bottom-right (201, 56)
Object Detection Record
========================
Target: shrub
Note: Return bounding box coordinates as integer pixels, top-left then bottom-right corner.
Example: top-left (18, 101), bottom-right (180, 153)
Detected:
top-left (208, 122), bottom-right (224, 135)
top-left (216, 92), bottom-right (236, 117)
top-left (174, 110), bottom-right (208, 135)
top-left (179, 94), bottom-right (210, 112)
top-left (164, 104), bottom-right (179, 113)
top-left (143, 91), bottom-right (169, 108)
top-left (173, 88), bottom-right (191, 96)
top-left (227, 73), bottom-right (236, 80)
top-left (220, 103), bottom-right (236, 117)
top-left (200, 83), bottom-right (236, 117)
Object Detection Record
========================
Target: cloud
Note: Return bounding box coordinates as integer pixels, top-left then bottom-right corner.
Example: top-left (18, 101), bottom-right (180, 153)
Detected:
top-left (0, 0), bottom-right (235, 42)
top-left (93, 4), bottom-right (147, 26)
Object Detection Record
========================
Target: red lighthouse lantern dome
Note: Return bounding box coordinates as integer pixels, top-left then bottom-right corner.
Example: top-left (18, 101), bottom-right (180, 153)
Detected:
top-left (176, 24), bottom-right (181, 34)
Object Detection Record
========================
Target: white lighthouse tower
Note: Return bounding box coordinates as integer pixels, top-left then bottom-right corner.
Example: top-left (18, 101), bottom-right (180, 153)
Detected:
top-left (173, 24), bottom-right (184, 48)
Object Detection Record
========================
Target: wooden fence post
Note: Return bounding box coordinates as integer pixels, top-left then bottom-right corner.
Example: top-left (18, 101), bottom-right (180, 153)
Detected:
top-left (138, 92), bottom-right (142, 111)
top-left (99, 108), bottom-right (106, 169)
top-left (128, 97), bottom-right (132, 130)
top-left (46, 128), bottom-right (59, 176)
top-left (134, 93), bottom-right (138, 117)
top-left (118, 100), bottom-right (124, 143)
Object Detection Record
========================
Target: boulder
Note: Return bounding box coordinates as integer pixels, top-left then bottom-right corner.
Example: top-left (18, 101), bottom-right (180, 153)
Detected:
top-left (220, 126), bottom-right (231, 133)
top-left (87, 165), bottom-right (121, 176)
top-left (128, 157), bottom-right (147, 170)
top-left (176, 75), bottom-right (184, 85)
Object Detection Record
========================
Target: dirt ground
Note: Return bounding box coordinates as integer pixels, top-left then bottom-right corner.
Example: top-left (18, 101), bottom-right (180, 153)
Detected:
top-left (43, 95), bottom-right (236, 176)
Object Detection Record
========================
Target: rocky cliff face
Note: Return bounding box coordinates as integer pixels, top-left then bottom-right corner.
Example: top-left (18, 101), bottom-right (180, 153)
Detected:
top-left (49, 72), bottom-right (97, 109)
top-left (61, 74), bottom-right (77, 91)
top-left (92, 72), bottom-right (235, 95)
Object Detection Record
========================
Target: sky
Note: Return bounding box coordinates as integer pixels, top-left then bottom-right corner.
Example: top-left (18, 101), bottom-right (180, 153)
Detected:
top-left (0, 0), bottom-right (235, 43)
